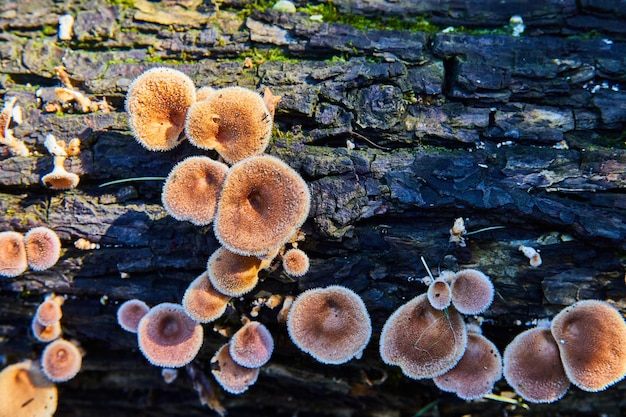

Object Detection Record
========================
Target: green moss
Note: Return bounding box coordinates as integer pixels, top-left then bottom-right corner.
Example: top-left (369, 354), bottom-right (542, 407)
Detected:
top-left (240, 47), bottom-right (299, 64)
top-left (236, 0), bottom-right (276, 19)
top-left (106, 0), bottom-right (135, 8)
top-left (42, 24), bottom-right (57, 36)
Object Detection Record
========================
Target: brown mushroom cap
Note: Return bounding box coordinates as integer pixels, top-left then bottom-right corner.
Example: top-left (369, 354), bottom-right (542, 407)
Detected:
top-left (41, 168), bottom-right (80, 190)
top-left (137, 302), bottom-right (204, 368)
top-left (196, 86), bottom-right (216, 101)
top-left (125, 67), bottom-right (196, 151)
top-left (214, 155), bottom-right (311, 257)
top-left (287, 285), bottom-right (372, 364)
top-left (117, 299), bottom-right (150, 333)
top-left (229, 321), bottom-right (274, 368)
top-left (0, 360), bottom-right (57, 417)
top-left (161, 156), bottom-right (229, 226)
top-left (40, 339), bottom-right (82, 382)
top-left (35, 299), bottom-right (63, 327)
top-left (24, 227), bottom-right (62, 271)
top-left (433, 331), bottom-right (502, 400)
top-left (207, 246), bottom-right (262, 297)
top-left (282, 248), bottom-right (310, 277)
top-left (31, 318), bottom-right (63, 342)
top-left (427, 278), bottom-right (452, 310)
top-left (450, 269), bottom-right (494, 315)
top-left (182, 271), bottom-right (231, 323)
top-left (379, 294), bottom-right (468, 379)
top-left (503, 326), bottom-right (569, 403)
top-left (211, 343), bottom-right (260, 394)
top-left (0, 231), bottom-right (28, 278)
top-left (550, 299), bottom-right (626, 392)
top-left (185, 86), bottom-right (272, 164)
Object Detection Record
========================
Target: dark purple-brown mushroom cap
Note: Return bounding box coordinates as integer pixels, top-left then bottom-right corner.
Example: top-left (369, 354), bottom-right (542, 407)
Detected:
top-left (450, 269), bottom-right (494, 315)
top-left (287, 285), bottom-right (372, 364)
top-left (117, 299), bottom-right (150, 333)
top-left (211, 343), bottom-right (260, 394)
top-left (137, 302), bottom-right (204, 368)
top-left (550, 299), bottom-right (626, 392)
top-left (0, 231), bottom-right (28, 278)
top-left (379, 294), bottom-right (467, 379)
top-left (503, 326), bottom-right (570, 403)
top-left (40, 339), bottom-right (82, 382)
top-left (229, 321), bottom-right (274, 368)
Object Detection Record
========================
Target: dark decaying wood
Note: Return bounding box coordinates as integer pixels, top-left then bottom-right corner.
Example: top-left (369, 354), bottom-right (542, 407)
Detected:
top-left (1, 0), bottom-right (625, 416)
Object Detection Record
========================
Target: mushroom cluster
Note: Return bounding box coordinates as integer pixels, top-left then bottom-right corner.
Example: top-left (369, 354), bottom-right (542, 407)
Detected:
top-left (380, 268), bottom-right (501, 400)
top-left (0, 226), bottom-right (62, 278)
top-left (504, 299), bottom-right (626, 403)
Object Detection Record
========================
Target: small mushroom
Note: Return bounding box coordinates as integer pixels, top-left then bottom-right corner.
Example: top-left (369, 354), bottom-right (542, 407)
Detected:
top-left (137, 302), bottom-right (204, 368)
top-left (40, 339), bottom-right (82, 382)
top-left (24, 227), bottom-right (62, 271)
top-left (0, 360), bottom-right (57, 417)
top-left (125, 67), bottom-right (196, 151)
top-left (282, 248), bottom-right (310, 277)
top-left (41, 134), bottom-right (79, 190)
top-left (161, 156), bottom-right (229, 226)
top-left (214, 155), bottom-right (311, 257)
top-left (0, 230), bottom-right (28, 278)
top-left (116, 299), bottom-right (150, 333)
top-left (207, 246), bottom-right (262, 297)
top-left (503, 325), bottom-right (570, 403)
top-left (229, 321), bottom-right (274, 368)
top-left (450, 269), bottom-right (494, 315)
top-left (211, 343), bottom-right (260, 394)
top-left (427, 277), bottom-right (452, 310)
top-left (34, 294), bottom-right (64, 326)
top-left (287, 285), bottom-right (372, 364)
top-left (0, 96), bottom-right (30, 156)
top-left (550, 299), bottom-right (626, 392)
top-left (519, 245), bottom-right (542, 267)
top-left (181, 271), bottom-right (231, 323)
top-left (31, 318), bottom-right (62, 343)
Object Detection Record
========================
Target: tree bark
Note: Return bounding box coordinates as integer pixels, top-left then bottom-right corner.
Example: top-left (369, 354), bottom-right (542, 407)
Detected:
top-left (1, 1), bottom-right (626, 416)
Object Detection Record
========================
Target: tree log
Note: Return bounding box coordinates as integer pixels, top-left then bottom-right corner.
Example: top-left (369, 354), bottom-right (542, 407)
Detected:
top-left (1, 1), bottom-right (625, 416)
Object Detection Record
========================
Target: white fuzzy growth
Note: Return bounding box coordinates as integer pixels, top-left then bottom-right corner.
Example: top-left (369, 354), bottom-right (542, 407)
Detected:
top-left (509, 15), bottom-right (525, 37)
top-left (58, 14), bottom-right (74, 41)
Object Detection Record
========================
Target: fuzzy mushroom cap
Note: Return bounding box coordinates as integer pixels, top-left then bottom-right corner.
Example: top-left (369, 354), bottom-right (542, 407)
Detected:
top-left (41, 339), bottom-right (82, 382)
top-left (214, 155), bottom-right (311, 257)
top-left (229, 321), bottom-right (274, 368)
top-left (117, 299), bottom-right (150, 333)
top-left (427, 278), bottom-right (452, 310)
top-left (42, 168), bottom-right (80, 190)
top-left (196, 86), bottom-right (215, 101)
top-left (182, 271), bottom-right (231, 323)
top-left (379, 294), bottom-right (468, 379)
top-left (137, 302), bottom-right (204, 368)
top-left (185, 86), bottom-right (272, 164)
top-left (0, 360), bottom-right (57, 417)
top-left (35, 299), bottom-right (63, 327)
top-left (31, 318), bottom-right (63, 342)
top-left (125, 67), bottom-right (196, 151)
top-left (503, 326), bottom-right (570, 403)
top-left (282, 248), bottom-right (310, 277)
top-left (450, 269), bottom-right (494, 315)
top-left (433, 332), bottom-right (502, 400)
top-left (287, 285), bottom-right (372, 365)
top-left (207, 246), bottom-right (262, 297)
top-left (550, 299), bottom-right (626, 392)
top-left (162, 156), bottom-right (229, 226)
top-left (0, 231), bottom-right (28, 278)
top-left (24, 227), bottom-right (62, 271)
top-left (211, 343), bottom-right (260, 394)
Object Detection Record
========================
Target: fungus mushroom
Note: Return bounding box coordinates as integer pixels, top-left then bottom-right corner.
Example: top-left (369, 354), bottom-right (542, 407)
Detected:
top-left (519, 245), bottom-right (542, 267)
top-left (137, 302), bottom-right (204, 368)
top-left (31, 318), bottom-right (62, 343)
top-left (211, 343), bottom-right (260, 394)
top-left (282, 248), bottom-right (310, 277)
top-left (35, 294), bottom-right (64, 326)
top-left (503, 326), bottom-right (570, 403)
top-left (0, 96), bottom-right (30, 156)
top-left (207, 246), bottom-right (262, 297)
top-left (214, 155), bottom-right (311, 257)
top-left (40, 339), bottom-right (82, 382)
top-left (0, 230), bottom-right (28, 278)
top-left (196, 86), bottom-right (215, 101)
top-left (41, 134), bottom-right (79, 190)
top-left (229, 321), bottom-right (274, 368)
top-left (379, 294), bottom-right (467, 379)
top-left (162, 156), bottom-right (229, 226)
top-left (24, 227), bottom-right (62, 271)
top-left (185, 86), bottom-right (272, 164)
top-left (263, 87), bottom-right (282, 120)
top-left (427, 278), bottom-right (452, 310)
top-left (125, 67), bottom-right (196, 151)
top-left (550, 299), bottom-right (626, 392)
top-left (0, 360), bottom-right (57, 417)
top-left (182, 271), bottom-right (231, 323)
top-left (450, 269), bottom-right (494, 315)
top-left (117, 299), bottom-right (150, 333)
top-left (433, 327), bottom-right (502, 400)
top-left (287, 285), bottom-right (372, 364)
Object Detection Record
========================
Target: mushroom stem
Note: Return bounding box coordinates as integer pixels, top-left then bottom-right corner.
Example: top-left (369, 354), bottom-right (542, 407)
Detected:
top-left (0, 97), bottom-right (30, 156)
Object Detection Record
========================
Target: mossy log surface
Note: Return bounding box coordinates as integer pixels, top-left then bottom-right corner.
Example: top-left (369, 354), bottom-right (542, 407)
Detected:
top-left (1, 1), bottom-right (626, 416)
